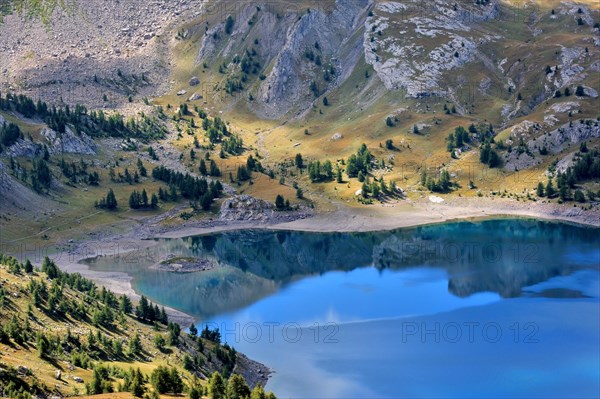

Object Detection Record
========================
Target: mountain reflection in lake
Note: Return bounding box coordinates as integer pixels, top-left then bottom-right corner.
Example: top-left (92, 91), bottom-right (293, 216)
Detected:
top-left (84, 219), bottom-right (600, 398)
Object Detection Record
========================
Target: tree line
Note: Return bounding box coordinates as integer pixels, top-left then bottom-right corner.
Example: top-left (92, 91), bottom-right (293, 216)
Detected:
top-left (152, 165), bottom-right (223, 207)
top-left (0, 92), bottom-right (166, 141)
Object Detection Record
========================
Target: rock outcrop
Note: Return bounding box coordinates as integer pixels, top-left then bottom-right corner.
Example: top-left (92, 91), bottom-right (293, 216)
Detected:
top-left (504, 119), bottom-right (600, 171)
top-left (365, 0), bottom-right (499, 98)
top-left (4, 126), bottom-right (97, 157)
top-left (195, 0), bottom-right (370, 119)
top-left (41, 127), bottom-right (97, 155)
top-left (219, 194), bottom-right (275, 222)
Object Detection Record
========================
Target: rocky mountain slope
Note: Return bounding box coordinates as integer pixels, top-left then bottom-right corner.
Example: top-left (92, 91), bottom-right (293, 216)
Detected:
top-left (0, 0), bottom-right (598, 243)
top-left (0, 0), bottom-right (207, 108)
top-left (184, 0), bottom-right (599, 122)
top-left (1, 0), bottom-right (598, 124)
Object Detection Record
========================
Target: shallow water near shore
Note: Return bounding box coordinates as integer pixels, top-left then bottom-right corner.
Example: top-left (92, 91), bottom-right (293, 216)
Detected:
top-left (83, 218), bottom-right (600, 398)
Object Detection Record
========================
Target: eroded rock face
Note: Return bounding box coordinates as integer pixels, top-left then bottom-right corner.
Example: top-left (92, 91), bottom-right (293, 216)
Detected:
top-left (3, 138), bottom-right (44, 158)
top-left (3, 126), bottom-right (97, 157)
top-left (219, 194), bottom-right (274, 221)
top-left (257, 0), bottom-right (369, 117)
top-left (41, 127), bottom-right (97, 155)
top-left (503, 119), bottom-right (600, 171)
top-left (195, 0), bottom-right (370, 119)
top-left (365, 0), bottom-right (499, 98)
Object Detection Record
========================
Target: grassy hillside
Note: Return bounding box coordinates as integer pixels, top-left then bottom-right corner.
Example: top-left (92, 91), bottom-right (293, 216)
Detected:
top-left (152, 0), bottom-right (599, 208)
top-left (0, 254), bottom-right (275, 399)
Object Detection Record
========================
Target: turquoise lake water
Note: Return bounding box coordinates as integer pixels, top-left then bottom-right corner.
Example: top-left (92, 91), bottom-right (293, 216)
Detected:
top-left (84, 219), bottom-right (600, 398)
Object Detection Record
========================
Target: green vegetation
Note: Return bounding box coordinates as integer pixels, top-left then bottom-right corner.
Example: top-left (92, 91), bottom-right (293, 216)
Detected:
top-left (536, 148), bottom-right (600, 203)
top-left (421, 168), bottom-right (453, 193)
top-left (446, 126), bottom-right (470, 152)
top-left (307, 160), bottom-right (334, 182)
top-left (152, 165), bottom-right (223, 207)
top-left (94, 189), bottom-right (118, 210)
top-left (0, 122), bottom-right (23, 149)
top-left (0, 254), bottom-right (276, 399)
top-left (346, 144), bottom-right (372, 178)
top-left (0, 92), bottom-right (166, 141)
top-left (128, 189), bottom-right (159, 210)
top-left (275, 194), bottom-right (291, 210)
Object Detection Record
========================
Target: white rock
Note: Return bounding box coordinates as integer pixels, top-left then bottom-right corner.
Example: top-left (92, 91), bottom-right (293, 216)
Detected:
top-left (429, 195), bottom-right (444, 203)
top-left (188, 92), bottom-right (203, 101)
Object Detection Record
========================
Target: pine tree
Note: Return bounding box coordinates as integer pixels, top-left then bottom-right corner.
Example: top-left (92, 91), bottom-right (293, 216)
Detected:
top-left (90, 368), bottom-right (103, 394)
top-left (439, 169), bottom-right (451, 191)
top-left (390, 180), bottom-right (397, 194)
top-left (275, 195), bottom-right (285, 210)
top-left (129, 191), bottom-right (140, 209)
top-left (160, 307), bottom-right (168, 324)
top-left (119, 294), bottom-right (133, 314)
top-left (372, 182), bottom-right (380, 198)
top-left (169, 185), bottom-right (178, 201)
top-left (559, 182), bottom-right (570, 201)
top-left (131, 372), bottom-right (145, 397)
top-left (129, 333), bottom-right (142, 356)
top-left (24, 259), bottom-right (33, 273)
top-left (323, 160), bottom-right (333, 180)
top-left (209, 160), bottom-right (221, 176)
top-left (574, 189), bottom-right (586, 203)
top-left (200, 160), bottom-right (208, 175)
top-left (36, 332), bottom-right (49, 358)
top-left (537, 182), bottom-right (545, 197)
top-left (227, 374), bottom-right (251, 399)
top-left (250, 385), bottom-right (266, 399)
top-left (295, 153), bottom-right (304, 168)
top-left (380, 178), bottom-right (388, 194)
top-left (170, 367), bottom-right (183, 395)
top-left (105, 189), bottom-right (118, 210)
top-left (209, 372), bottom-right (226, 399)
top-left (546, 178), bottom-right (556, 198)
top-left (141, 189), bottom-right (148, 207)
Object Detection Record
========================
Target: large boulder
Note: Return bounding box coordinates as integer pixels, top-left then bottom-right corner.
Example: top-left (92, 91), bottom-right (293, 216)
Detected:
top-left (219, 195), bottom-right (274, 222)
top-left (188, 92), bottom-right (203, 101)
